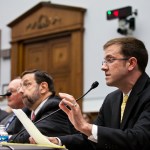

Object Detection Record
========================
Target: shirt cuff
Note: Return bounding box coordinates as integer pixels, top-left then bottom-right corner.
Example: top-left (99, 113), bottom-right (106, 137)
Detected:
top-left (55, 137), bottom-right (62, 146)
top-left (88, 124), bottom-right (98, 143)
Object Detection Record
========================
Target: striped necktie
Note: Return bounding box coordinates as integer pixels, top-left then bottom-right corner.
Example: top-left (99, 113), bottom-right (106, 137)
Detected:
top-left (121, 95), bottom-right (128, 122)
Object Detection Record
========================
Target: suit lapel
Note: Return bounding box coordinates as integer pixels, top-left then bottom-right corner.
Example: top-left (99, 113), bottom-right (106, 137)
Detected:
top-left (120, 93), bottom-right (138, 128)
top-left (32, 97), bottom-right (52, 122)
top-left (121, 73), bottom-right (149, 128)
top-left (111, 92), bottom-right (122, 128)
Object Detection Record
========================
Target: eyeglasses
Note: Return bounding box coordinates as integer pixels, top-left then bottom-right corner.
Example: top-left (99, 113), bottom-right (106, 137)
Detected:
top-left (19, 82), bottom-right (33, 90)
top-left (102, 57), bottom-right (129, 65)
top-left (7, 88), bottom-right (19, 94)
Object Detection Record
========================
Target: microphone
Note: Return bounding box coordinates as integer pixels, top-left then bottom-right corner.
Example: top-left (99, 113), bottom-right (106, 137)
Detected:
top-left (0, 92), bottom-right (12, 97)
top-left (9, 81), bottom-right (99, 142)
top-left (35, 81), bottom-right (99, 123)
top-left (75, 81), bottom-right (99, 101)
top-left (27, 81), bottom-right (99, 126)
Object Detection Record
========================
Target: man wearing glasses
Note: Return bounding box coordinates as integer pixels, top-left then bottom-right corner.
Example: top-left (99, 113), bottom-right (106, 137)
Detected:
top-left (8, 69), bottom-right (78, 143)
top-left (31, 37), bottom-right (150, 150)
top-left (0, 78), bottom-right (24, 133)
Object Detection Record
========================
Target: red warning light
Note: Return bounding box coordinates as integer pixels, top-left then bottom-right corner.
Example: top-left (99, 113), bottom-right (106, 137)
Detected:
top-left (113, 10), bottom-right (119, 17)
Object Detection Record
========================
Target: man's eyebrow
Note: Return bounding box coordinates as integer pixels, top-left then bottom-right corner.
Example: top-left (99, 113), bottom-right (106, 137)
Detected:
top-left (22, 79), bottom-right (29, 83)
top-left (105, 55), bottom-right (114, 59)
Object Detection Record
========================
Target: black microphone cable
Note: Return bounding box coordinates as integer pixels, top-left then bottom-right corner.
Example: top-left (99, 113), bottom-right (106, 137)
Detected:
top-left (9, 81), bottom-right (99, 143)
top-left (33, 81), bottom-right (99, 124)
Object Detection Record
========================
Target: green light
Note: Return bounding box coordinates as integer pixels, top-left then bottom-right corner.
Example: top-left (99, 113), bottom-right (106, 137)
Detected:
top-left (107, 10), bottom-right (112, 15)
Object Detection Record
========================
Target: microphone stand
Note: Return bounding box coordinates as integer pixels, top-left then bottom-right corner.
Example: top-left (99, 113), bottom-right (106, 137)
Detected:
top-left (9, 81), bottom-right (99, 143)
top-left (35, 81), bottom-right (99, 124)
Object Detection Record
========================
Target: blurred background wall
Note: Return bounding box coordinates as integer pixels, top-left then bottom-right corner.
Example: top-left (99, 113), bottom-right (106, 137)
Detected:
top-left (0, 0), bottom-right (150, 113)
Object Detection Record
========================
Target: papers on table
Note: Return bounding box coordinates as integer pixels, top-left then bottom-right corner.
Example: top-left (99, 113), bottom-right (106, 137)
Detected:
top-left (12, 109), bottom-right (65, 149)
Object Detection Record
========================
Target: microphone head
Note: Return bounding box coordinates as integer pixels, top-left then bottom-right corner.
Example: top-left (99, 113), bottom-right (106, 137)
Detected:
top-left (91, 81), bottom-right (99, 90)
top-left (0, 92), bottom-right (12, 97)
top-left (0, 92), bottom-right (12, 96)
top-left (5, 92), bottom-right (12, 96)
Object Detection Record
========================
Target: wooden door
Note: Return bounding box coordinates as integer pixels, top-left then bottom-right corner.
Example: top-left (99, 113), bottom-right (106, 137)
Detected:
top-left (8, 2), bottom-right (85, 106)
top-left (23, 35), bottom-right (78, 97)
top-left (24, 40), bottom-right (48, 71)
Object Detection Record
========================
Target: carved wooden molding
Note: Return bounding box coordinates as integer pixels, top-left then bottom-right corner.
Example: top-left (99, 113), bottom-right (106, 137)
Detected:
top-left (26, 14), bottom-right (61, 30)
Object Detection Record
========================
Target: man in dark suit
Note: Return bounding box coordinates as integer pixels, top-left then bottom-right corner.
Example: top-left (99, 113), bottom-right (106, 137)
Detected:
top-left (0, 78), bottom-right (24, 130)
top-left (30, 37), bottom-right (150, 150)
top-left (0, 109), bottom-right (9, 122)
top-left (9, 69), bottom-right (77, 143)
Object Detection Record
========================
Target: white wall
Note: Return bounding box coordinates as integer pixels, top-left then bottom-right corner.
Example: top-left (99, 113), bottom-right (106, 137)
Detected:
top-left (0, 0), bottom-right (150, 112)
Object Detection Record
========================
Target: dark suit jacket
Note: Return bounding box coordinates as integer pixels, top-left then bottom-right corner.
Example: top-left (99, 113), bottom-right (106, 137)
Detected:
top-left (0, 112), bottom-right (14, 125)
top-left (0, 109), bottom-right (9, 122)
top-left (8, 95), bottom-right (78, 143)
top-left (59, 73), bottom-right (150, 150)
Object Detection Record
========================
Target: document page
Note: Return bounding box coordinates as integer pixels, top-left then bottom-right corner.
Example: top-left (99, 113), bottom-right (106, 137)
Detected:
top-left (12, 109), bottom-right (65, 148)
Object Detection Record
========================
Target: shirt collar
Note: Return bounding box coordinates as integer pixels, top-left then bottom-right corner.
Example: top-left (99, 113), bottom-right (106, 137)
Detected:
top-left (123, 90), bottom-right (131, 97)
top-left (33, 97), bottom-right (48, 115)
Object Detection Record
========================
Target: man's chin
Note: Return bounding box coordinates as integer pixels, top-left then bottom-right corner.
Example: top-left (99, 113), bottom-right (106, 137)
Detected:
top-left (22, 97), bottom-right (29, 104)
top-left (106, 81), bottom-right (111, 86)
top-left (106, 82), bottom-right (114, 86)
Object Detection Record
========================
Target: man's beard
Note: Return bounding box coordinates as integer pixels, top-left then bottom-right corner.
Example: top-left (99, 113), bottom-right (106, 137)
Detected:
top-left (23, 89), bottom-right (40, 109)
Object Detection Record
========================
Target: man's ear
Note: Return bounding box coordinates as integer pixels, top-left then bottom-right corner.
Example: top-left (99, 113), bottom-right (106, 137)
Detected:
top-left (40, 82), bottom-right (48, 94)
top-left (128, 57), bottom-right (137, 71)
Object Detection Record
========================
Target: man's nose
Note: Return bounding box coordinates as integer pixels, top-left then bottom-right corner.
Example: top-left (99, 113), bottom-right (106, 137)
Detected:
top-left (17, 86), bottom-right (23, 93)
top-left (101, 63), bottom-right (108, 71)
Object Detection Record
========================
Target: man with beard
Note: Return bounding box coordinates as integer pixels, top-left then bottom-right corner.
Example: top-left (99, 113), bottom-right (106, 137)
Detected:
top-left (8, 69), bottom-right (77, 143)
top-left (30, 37), bottom-right (150, 150)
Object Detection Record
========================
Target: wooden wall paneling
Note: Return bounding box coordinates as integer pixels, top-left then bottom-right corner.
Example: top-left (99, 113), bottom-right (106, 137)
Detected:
top-left (8, 2), bottom-right (86, 109)
top-left (24, 41), bottom-right (49, 71)
top-left (70, 30), bottom-right (83, 107)
top-left (49, 36), bottom-right (71, 74)
top-left (11, 43), bottom-right (23, 78)
top-left (47, 35), bottom-right (72, 95)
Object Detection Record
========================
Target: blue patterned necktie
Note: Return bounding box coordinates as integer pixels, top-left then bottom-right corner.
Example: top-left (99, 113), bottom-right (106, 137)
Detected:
top-left (5, 114), bottom-right (16, 130)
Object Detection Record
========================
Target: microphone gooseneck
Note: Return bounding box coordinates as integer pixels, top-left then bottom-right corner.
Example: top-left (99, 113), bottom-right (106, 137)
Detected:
top-left (0, 92), bottom-right (12, 97)
top-left (9, 81), bottom-right (99, 143)
top-left (32, 81), bottom-right (99, 124)
top-left (76, 81), bottom-right (99, 101)
top-left (30, 81), bottom-right (99, 125)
